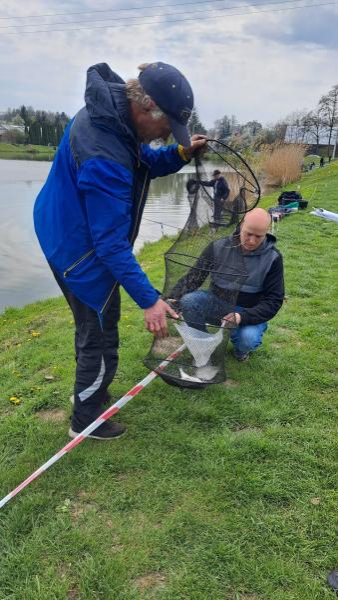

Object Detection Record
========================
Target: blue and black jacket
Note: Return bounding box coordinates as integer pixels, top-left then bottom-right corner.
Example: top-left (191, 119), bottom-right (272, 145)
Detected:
top-left (34, 63), bottom-right (187, 313)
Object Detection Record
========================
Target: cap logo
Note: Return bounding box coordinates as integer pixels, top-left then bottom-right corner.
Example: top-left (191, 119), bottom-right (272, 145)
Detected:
top-left (181, 109), bottom-right (191, 120)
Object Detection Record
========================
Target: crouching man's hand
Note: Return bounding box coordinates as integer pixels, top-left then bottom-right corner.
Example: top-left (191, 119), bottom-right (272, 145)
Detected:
top-left (144, 298), bottom-right (179, 338)
top-left (222, 312), bottom-right (241, 328)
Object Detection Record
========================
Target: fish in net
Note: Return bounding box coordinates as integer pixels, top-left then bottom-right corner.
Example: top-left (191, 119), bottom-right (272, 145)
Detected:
top-left (144, 140), bottom-right (261, 388)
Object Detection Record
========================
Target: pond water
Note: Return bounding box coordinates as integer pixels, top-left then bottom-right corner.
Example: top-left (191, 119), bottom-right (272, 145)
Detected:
top-left (0, 159), bottom-right (213, 313)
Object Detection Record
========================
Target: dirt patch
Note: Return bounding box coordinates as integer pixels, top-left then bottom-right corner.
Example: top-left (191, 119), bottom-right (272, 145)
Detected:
top-left (275, 326), bottom-right (291, 336)
top-left (77, 490), bottom-right (90, 499)
top-left (153, 337), bottom-right (182, 355)
top-left (57, 564), bottom-right (70, 580)
top-left (134, 573), bottom-right (166, 592)
top-left (111, 544), bottom-right (124, 553)
top-left (70, 501), bottom-right (98, 520)
top-left (115, 473), bottom-right (128, 481)
top-left (222, 379), bottom-right (239, 388)
top-left (69, 492), bottom-right (99, 520)
top-left (67, 589), bottom-right (80, 600)
top-left (36, 409), bottom-right (67, 422)
top-left (230, 425), bottom-right (262, 435)
top-left (229, 593), bottom-right (261, 600)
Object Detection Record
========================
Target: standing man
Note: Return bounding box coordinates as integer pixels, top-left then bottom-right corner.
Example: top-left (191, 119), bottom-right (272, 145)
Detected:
top-left (34, 62), bottom-right (206, 440)
top-left (171, 208), bottom-right (284, 361)
top-left (201, 169), bottom-right (230, 227)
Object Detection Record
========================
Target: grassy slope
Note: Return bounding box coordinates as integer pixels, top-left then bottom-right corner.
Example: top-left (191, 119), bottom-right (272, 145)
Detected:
top-left (0, 143), bottom-right (55, 161)
top-left (0, 164), bottom-right (337, 600)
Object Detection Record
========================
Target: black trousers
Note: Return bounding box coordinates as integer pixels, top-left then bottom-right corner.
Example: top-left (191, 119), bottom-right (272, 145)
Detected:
top-left (52, 270), bottom-right (120, 429)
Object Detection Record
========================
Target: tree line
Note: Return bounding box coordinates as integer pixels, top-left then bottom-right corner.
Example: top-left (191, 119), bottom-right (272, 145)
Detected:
top-left (0, 106), bottom-right (70, 146)
top-left (189, 83), bottom-right (338, 157)
top-left (2, 82), bottom-right (338, 155)
top-left (282, 85), bottom-right (338, 156)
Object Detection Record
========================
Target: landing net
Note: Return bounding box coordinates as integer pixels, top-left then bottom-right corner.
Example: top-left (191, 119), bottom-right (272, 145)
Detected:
top-left (144, 140), bottom-right (261, 388)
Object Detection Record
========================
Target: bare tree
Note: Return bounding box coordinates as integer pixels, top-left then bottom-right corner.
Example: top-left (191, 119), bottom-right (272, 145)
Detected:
top-left (302, 110), bottom-right (325, 153)
top-left (319, 85), bottom-right (338, 158)
top-left (285, 110), bottom-right (309, 142)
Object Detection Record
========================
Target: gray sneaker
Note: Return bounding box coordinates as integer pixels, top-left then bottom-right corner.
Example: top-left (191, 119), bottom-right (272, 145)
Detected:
top-left (68, 420), bottom-right (126, 440)
top-left (233, 351), bottom-right (250, 362)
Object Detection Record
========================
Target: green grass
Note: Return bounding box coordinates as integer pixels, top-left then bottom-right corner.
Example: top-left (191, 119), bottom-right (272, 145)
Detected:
top-left (0, 164), bottom-right (338, 599)
top-left (0, 143), bottom-right (55, 161)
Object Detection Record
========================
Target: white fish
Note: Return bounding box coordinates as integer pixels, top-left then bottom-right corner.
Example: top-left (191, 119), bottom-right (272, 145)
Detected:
top-left (179, 368), bottom-right (203, 383)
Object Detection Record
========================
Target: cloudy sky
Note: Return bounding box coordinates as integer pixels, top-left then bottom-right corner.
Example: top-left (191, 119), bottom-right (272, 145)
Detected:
top-left (1, 0), bottom-right (337, 128)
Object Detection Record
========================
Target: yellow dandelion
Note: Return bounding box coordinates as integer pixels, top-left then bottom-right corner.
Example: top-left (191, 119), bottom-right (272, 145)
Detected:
top-left (9, 396), bottom-right (21, 405)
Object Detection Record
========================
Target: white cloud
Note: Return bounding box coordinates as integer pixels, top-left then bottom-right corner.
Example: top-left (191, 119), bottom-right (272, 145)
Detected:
top-left (1, 0), bottom-right (338, 128)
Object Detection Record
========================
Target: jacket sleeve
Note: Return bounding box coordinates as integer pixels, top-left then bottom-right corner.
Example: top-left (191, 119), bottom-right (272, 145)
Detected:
top-left (240, 254), bottom-right (284, 325)
top-left (199, 179), bottom-right (215, 188)
top-left (140, 143), bottom-right (187, 178)
top-left (169, 243), bottom-right (214, 300)
top-left (77, 157), bottom-right (159, 309)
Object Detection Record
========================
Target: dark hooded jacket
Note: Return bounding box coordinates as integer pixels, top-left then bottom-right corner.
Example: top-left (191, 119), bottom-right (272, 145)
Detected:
top-left (171, 233), bottom-right (284, 325)
top-left (33, 63), bottom-right (186, 314)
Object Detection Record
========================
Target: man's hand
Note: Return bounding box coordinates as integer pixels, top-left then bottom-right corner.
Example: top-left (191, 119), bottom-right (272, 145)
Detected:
top-left (144, 298), bottom-right (179, 338)
top-left (182, 134), bottom-right (207, 161)
top-left (222, 312), bottom-right (241, 328)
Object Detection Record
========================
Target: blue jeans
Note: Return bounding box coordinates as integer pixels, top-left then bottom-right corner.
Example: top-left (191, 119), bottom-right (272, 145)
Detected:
top-left (179, 290), bottom-right (268, 354)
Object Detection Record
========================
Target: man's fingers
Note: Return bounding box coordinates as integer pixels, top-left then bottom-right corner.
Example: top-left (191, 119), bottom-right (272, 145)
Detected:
top-left (166, 305), bottom-right (179, 319)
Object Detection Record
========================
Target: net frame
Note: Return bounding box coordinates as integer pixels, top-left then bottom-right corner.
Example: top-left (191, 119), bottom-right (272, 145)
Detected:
top-left (195, 139), bottom-right (261, 220)
top-left (144, 140), bottom-right (261, 388)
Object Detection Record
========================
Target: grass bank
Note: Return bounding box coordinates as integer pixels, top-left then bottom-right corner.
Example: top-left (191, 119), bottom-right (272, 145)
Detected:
top-left (0, 143), bottom-right (55, 161)
top-left (0, 163), bottom-right (337, 599)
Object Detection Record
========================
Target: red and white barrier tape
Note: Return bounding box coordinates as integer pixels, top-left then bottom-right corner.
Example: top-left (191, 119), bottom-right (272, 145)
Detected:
top-left (0, 344), bottom-right (185, 510)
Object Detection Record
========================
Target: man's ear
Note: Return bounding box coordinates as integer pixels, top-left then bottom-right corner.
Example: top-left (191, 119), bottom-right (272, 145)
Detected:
top-left (143, 98), bottom-right (156, 112)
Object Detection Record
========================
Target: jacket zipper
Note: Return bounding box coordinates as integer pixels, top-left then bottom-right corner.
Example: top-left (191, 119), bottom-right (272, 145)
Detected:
top-left (100, 169), bottom-right (149, 314)
top-left (63, 249), bottom-right (95, 278)
top-left (130, 169), bottom-right (148, 244)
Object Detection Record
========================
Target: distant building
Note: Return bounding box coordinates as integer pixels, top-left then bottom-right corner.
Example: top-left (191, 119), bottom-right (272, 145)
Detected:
top-left (0, 122), bottom-right (25, 142)
top-left (284, 125), bottom-right (338, 158)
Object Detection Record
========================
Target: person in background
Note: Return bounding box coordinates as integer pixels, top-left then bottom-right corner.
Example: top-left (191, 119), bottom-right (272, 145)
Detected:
top-left (202, 169), bottom-right (230, 228)
top-left (34, 61), bottom-right (206, 440)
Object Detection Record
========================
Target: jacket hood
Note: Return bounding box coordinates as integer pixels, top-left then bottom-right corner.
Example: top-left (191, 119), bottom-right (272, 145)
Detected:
top-left (246, 232), bottom-right (277, 256)
top-left (85, 63), bottom-right (136, 140)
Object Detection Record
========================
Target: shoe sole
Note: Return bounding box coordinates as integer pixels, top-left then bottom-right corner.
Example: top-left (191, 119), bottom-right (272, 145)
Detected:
top-left (68, 427), bottom-right (126, 441)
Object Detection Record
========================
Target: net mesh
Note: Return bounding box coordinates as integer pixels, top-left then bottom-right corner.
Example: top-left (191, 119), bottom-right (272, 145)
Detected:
top-left (144, 140), bottom-right (261, 388)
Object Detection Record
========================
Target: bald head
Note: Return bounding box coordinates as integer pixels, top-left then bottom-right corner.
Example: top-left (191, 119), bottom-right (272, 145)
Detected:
top-left (243, 208), bottom-right (271, 230)
top-left (240, 208), bottom-right (271, 252)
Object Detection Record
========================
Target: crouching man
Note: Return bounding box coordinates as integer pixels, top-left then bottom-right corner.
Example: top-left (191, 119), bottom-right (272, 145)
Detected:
top-left (171, 208), bottom-right (284, 362)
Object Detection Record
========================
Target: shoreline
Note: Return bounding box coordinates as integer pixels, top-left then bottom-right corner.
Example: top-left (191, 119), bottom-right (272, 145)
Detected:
top-left (1, 162), bottom-right (336, 316)
top-left (0, 142), bottom-right (55, 161)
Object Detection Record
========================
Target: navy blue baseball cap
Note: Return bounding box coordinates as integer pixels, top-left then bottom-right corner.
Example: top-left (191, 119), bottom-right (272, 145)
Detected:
top-left (139, 62), bottom-right (194, 147)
